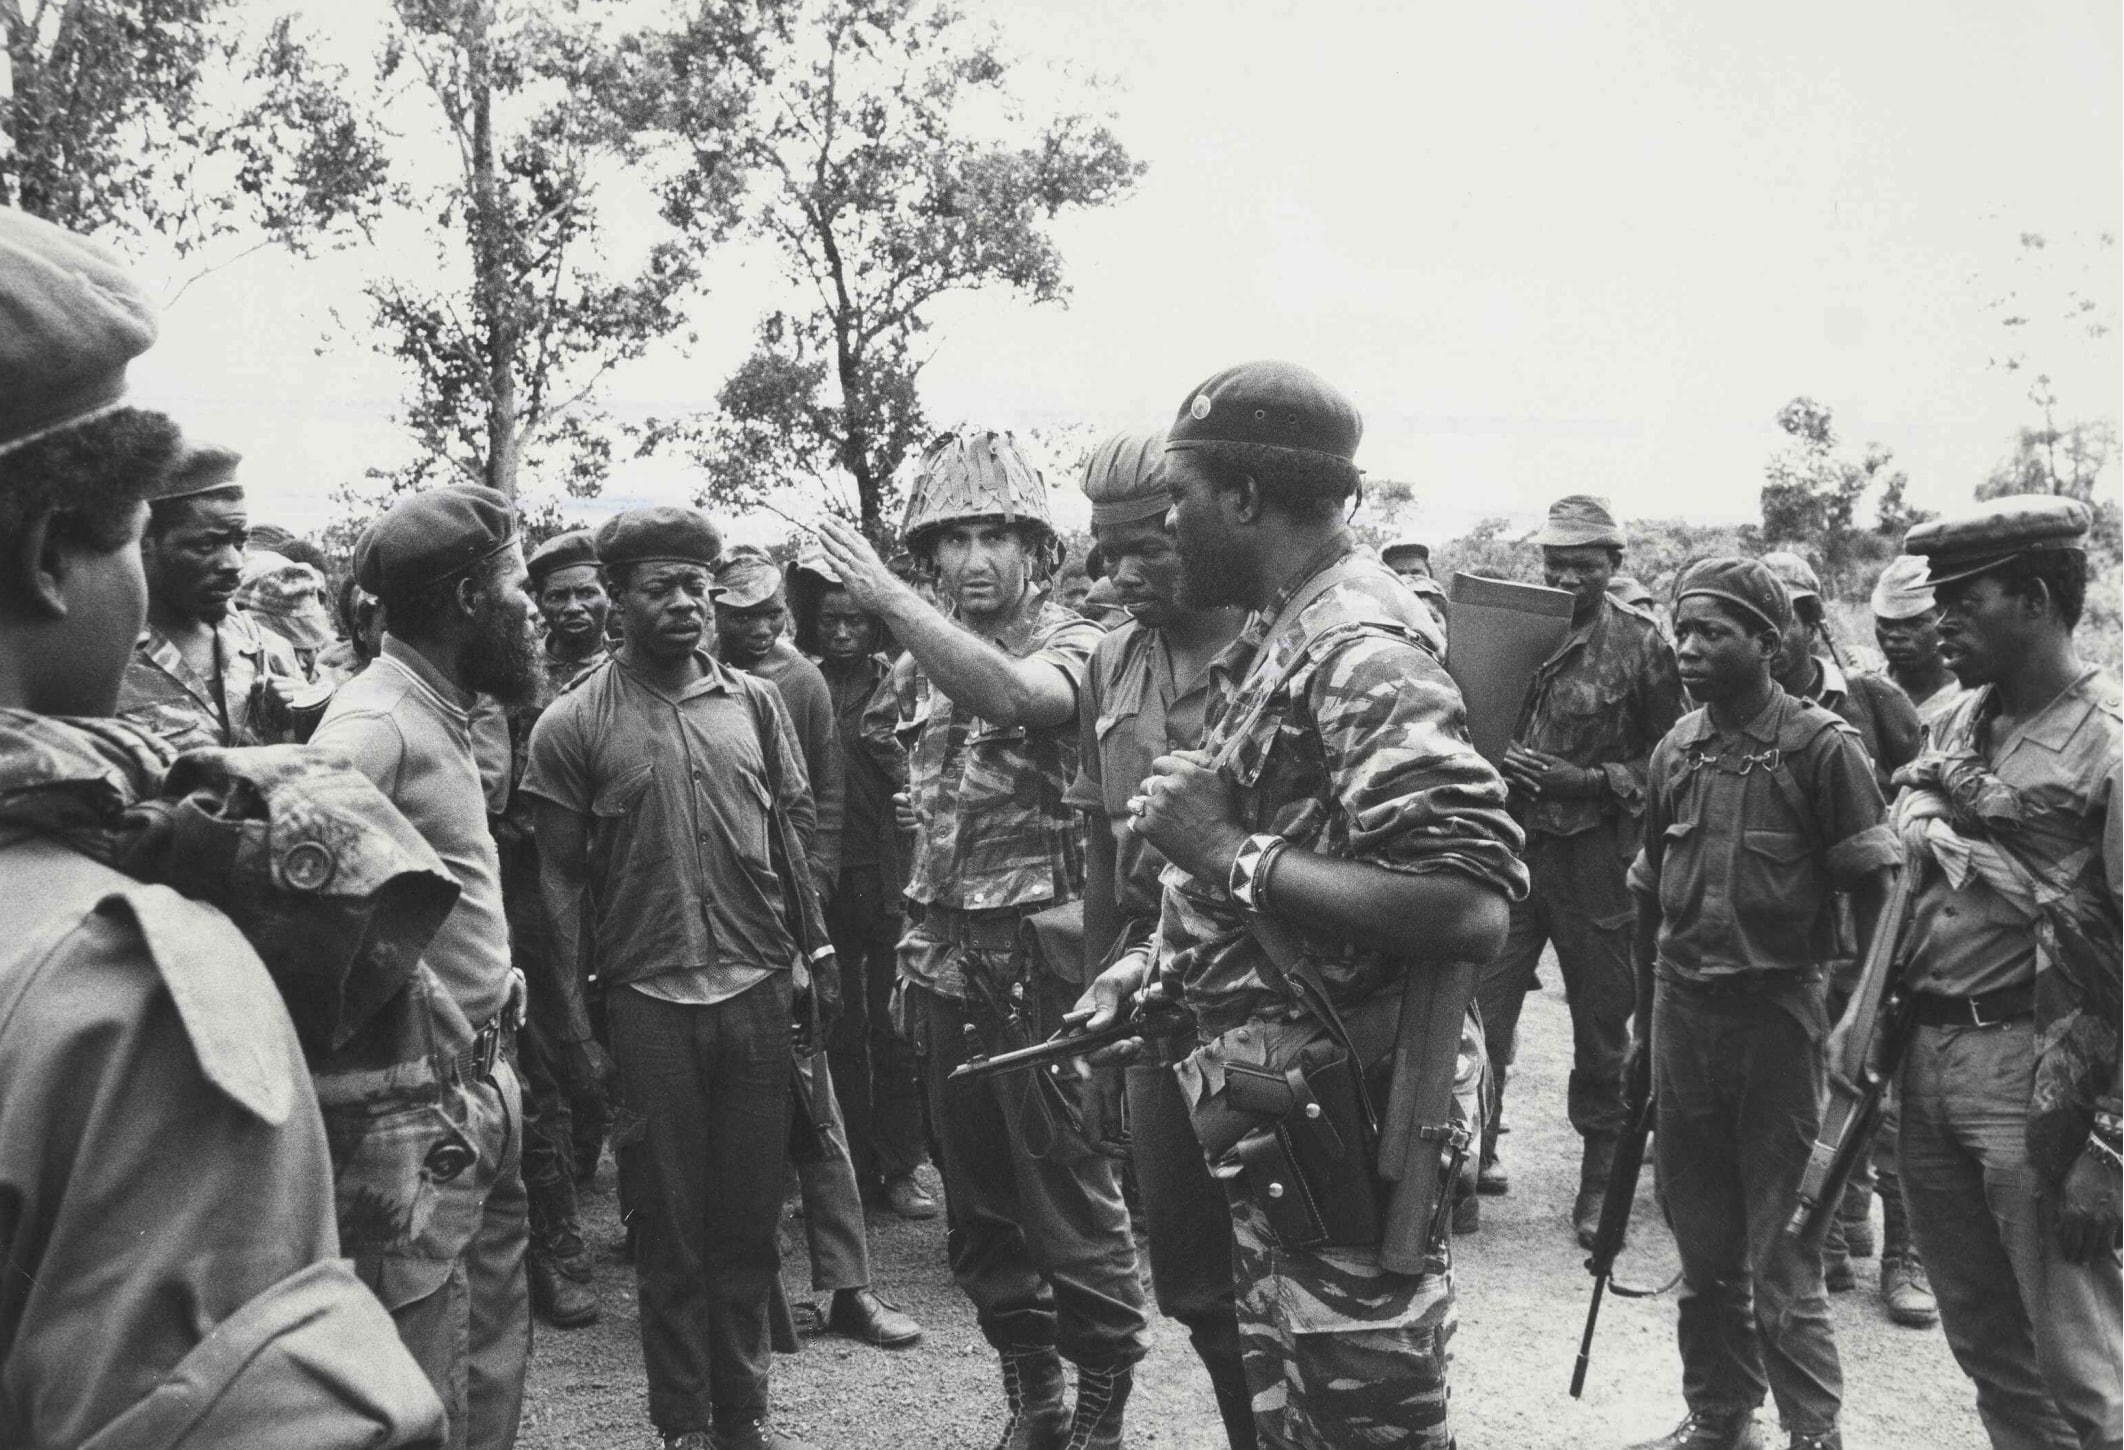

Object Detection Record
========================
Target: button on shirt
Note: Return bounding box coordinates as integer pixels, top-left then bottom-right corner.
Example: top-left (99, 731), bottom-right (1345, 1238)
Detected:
top-left (520, 654), bottom-right (814, 999)
top-left (1630, 688), bottom-right (1898, 982)
top-left (310, 635), bottom-right (514, 1027)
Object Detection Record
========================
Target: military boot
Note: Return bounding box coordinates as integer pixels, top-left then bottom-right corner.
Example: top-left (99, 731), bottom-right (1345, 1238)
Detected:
top-left (1573, 1132), bottom-right (1620, 1250)
top-left (527, 1245), bottom-right (599, 1328)
top-left (1064, 1364), bottom-right (1133, 1450)
top-left (1627, 1408), bottom-right (1764, 1450)
top-left (1836, 1183), bottom-right (1875, 1259)
top-left (1820, 1215), bottom-right (1854, 1292)
top-left (1477, 1123), bottom-right (1509, 1195)
top-left (996, 1346), bottom-right (1070, 1450)
top-left (1785, 1430), bottom-right (1841, 1450)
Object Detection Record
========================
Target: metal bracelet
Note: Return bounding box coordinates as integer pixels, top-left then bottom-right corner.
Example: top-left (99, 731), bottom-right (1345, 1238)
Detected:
top-left (2086, 1133), bottom-right (2124, 1173)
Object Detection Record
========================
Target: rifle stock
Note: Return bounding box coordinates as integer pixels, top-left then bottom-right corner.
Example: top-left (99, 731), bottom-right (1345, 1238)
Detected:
top-left (1571, 1043), bottom-right (1655, 1398)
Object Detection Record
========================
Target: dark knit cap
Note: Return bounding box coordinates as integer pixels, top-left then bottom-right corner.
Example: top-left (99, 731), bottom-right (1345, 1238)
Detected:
top-left (355, 485), bottom-right (517, 602)
top-left (526, 529), bottom-right (599, 585)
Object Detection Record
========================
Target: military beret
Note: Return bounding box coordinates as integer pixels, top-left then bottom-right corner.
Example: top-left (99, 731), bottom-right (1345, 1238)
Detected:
top-left (1759, 550), bottom-right (1822, 603)
top-left (159, 440), bottom-right (244, 501)
top-left (1904, 494), bottom-right (2090, 587)
top-left (526, 529), bottom-right (598, 585)
top-left (1529, 495), bottom-right (1625, 549)
top-left (1164, 361), bottom-right (1362, 466)
top-left (1381, 537), bottom-right (1431, 566)
top-left (0, 208), bottom-right (159, 457)
top-left (356, 484), bottom-right (517, 602)
top-left (1079, 428), bottom-right (1169, 526)
top-left (595, 506), bottom-right (721, 571)
top-left (1869, 554), bottom-right (1936, 621)
top-left (1675, 556), bottom-right (1791, 638)
top-left (712, 553), bottom-right (785, 609)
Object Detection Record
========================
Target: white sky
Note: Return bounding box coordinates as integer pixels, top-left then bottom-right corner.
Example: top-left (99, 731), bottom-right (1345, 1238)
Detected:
top-left (124, 0), bottom-right (2122, 543)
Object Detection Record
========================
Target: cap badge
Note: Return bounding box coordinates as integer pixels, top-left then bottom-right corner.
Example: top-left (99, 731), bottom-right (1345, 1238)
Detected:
top-left (1190, 394), bottom-right (1212, 420)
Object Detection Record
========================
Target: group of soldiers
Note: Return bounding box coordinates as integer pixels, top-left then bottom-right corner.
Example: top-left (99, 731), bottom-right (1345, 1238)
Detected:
top-left (0, 196), bottom-right (2118, 1450)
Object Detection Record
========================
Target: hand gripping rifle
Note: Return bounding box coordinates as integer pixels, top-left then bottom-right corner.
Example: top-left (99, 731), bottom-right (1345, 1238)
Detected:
top-left (1787, 863), bottom-right (1920, 1243)
top-left (949, 997), bottom-right (1195, 1085)
top-left (1570, 1037), bottom-right (1658, 1398)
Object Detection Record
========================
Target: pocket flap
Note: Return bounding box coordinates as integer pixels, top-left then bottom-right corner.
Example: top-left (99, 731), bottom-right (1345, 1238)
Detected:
top-left (1743, 829), bottom-right (1808, 863)
top-left (591, 761), bottom-right (653, 817)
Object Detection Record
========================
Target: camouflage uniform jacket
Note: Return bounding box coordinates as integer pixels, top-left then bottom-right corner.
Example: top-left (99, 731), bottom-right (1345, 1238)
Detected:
top-left (1513, 594), bottom-right (1682, 843)
top-left (1156, 539), bottom-right (1529, 1041)
top-left (117, 609), bottom-right (302, 752)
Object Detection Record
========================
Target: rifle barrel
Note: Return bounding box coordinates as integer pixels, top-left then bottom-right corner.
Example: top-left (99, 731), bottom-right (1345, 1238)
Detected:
top-left (1570, 1275), bottom-right (1607, 1399)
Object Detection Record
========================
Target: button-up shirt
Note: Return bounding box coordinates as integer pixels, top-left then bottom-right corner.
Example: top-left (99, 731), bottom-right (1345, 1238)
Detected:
top-left (521, 653), bottom-right (814, 993)
top-left (1631, 687), bottom-right (1898, 983)
top-left (116, 609), bottom-right (301, 752)
top-left (1513, 594), bottom-right (1682, 841)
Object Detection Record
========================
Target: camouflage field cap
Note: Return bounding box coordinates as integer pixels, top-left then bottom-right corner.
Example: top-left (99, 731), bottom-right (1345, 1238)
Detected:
top-left (235, 552), bottom-right (337, 650)
top-left (901, 429), bottom-right (1055, 550)
top-left (711, 553), bottom-right (784, 609)
top-left (1675, 555), bottom-right (1791, 637)
top-left (1868, 554), bottom-right (1936, 621)
top-left (0, 208), bottom-right (159, 457)
top-left (1529, 494), bottom-right (1625, 549)
top-left (1904, 494), bottom-right (2091, 587)
top-left (1079, 428), bottom-right (1169, 526)
top-left (1164, 360), bottom-right (1362, 468)
top-left (1759, 550), bottom-right (1822, 603)
top-left (526, 529), bottom-right (598, 586)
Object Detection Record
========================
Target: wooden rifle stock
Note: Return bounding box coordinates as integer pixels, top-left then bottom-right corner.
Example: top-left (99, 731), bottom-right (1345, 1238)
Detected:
top-left (1570, 1043), bottom-right (1655, 1397)
top-left (1375, 957), bottom-right (1480, 1276)
top-left (1787, 865), bottom-right (1919, 1242)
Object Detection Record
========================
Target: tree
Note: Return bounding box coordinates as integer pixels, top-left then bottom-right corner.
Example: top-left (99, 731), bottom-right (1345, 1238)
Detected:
top-left (2, 0), bottom-right (386, 258)
top-left (680, 0), bottom-right (1142, 539)
top-left (1759, 396), bottom-right (1907, 596)
top-left (1979, 375), bottom-right (2122, 559)
top-left (360, 0), bottom-right (771, 502)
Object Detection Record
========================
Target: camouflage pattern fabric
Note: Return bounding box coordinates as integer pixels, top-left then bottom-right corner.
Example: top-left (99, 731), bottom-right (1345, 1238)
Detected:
top-left (892, 588), bottom-right (1101, 995)
top-left (116, 609), bottom-right (302, 751)
top-left (1512, 592), bottom-right (1682, 841)
top-left (1155, 542), bottom-right (1527, 1040)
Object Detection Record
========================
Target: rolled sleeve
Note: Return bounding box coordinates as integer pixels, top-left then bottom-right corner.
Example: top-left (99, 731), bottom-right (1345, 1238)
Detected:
top-left (1826, 822), bottom-right (1901, 886)
top-left (1809, 726), bottom-right (1892, 890)
top-left (519, 699), bottom-right (590, 815)
top-left (1027, 615), bottom-right (1102, 709)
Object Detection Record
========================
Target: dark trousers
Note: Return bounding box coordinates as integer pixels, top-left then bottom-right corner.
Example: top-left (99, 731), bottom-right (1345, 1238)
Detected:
top-left (517, 1017), bottom-right (582, 1259)
top-left (918, 981), bottom-right (1149, 1368)
top-left (825, 865), bottom-right (925, 1190)
top-left (610, 978), bottom-right (794, 1437)
top-left (1475, 823), bottom-right (1637, 1142)
top-left (1654, 979), bottom-right (1842, 1437)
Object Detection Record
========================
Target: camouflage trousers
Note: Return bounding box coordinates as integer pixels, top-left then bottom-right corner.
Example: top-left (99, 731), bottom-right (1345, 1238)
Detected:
top-left (1230, 1195), bottom-right (1458, 1450)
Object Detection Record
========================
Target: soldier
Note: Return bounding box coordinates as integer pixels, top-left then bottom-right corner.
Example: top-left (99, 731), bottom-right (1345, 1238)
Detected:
top-left (117, 440), bottom-right (305, 750)
top-left (1627, 557), bottom-right (1899, 1450)
top-left (1477, 494), bottom-right (1683, 1244)
top-left (815, 431), bottom-right (1150, 1450)
top-left (1868, 554), bottom-right (1965, 730)
top-left (0, 204), bottom-right (443, 1448)
top-left (524, 508), bottom-right (828, 1450)
top-left (1882, 498), bottom-right (2120, 1448)
top-left (1379, 535), bottom-right (1449, 635)
top-left (1140, 362), bottom-right (1525, 1449)
top-left (1609, 574), bottom-right (1659, 614)
top-left (312, 485), bottom-right (537, 1450)
top-left (233, 550), bottom-right (339, 680)
top-left (1762, 552), bottom-right (1921, 794)
top-left (713, 552), bottom-right (923, 1352)
top-left (500, 528), bottom-right (612, 1330)
top-left (1060, 429), bottom-right (1255, 1447)
top-left (786, 551), bottom-right (936, 1221)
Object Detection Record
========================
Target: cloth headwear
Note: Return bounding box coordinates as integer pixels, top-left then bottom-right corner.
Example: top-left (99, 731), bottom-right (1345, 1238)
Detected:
top-left (1903, 494), bottom-right (2091, 587)
top-left (1606, 574), bottom-right (1656, 610)
top-left (1079, 428), bottom-right (1170, 527)
top-left (594, 506), bottom-right (722, 571)
top-left (1381, 537), bottom-right (1431, 567)
top-left (234, 552), bottom-right (337, 650)
top-left (526, 529), bottom-right (598, 586)
top-left (1758, 550), bottom-right (1822, 606)
top-left (1163, 360), bottom-right (1362, 468)
top-left (1529, 495), bottom-right (1625, 549)
top-left (712, 553), bottom-right (784, 610)
top-left (1675, 556), bottom-right (1791, 638)
top-left (356, 484), bottom-right (517, 603)
top-left (0, 208), bottom-right (159, 457)
top-left (1869, 554), bottom-right (1937, 621)
top-left (158, 441), bottom-right (244, 502)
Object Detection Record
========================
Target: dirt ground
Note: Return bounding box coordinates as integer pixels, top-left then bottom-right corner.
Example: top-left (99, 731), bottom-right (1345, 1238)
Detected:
top-left (519, 969), bottom-right (1990, 1450)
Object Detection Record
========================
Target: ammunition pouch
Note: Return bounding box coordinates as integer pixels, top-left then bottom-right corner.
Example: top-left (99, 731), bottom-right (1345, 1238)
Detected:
top-left (1223, 1041), bottom-right (1385, 1250)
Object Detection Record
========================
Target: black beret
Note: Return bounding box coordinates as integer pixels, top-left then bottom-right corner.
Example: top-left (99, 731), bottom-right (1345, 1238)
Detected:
top-left (1163, 360), bottom-right (1362, 466)
top-left (1904, 494), bottom-right (2090, 587)
top-left (355, 485), bottom-right (517, 602)
top-left (526, 528), bottom-right (598, 584)
top-left (1675, 556), bottom-right (1791, 638)
top-left (0, 208), bottom-right (158, 455)
top-left (159, 440), bottom-right (244, 501)
top-left (595, 506), bottom-right (721, 570)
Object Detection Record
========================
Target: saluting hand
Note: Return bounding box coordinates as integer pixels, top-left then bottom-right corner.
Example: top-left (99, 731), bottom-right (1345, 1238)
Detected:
top-left (1128, 749), bottom-right (1247, 884)
top-left (817, 516), bottom-right (908, 615)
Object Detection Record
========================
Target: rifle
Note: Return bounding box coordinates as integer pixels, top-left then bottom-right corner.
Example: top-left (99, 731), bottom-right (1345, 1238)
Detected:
top-left (949, 998), bottom-right (1195, 1085)
top-left (1570, 1038), bottom-right (1657, 1399)
top-left (1787, 864), bottom-right (1920, 1242)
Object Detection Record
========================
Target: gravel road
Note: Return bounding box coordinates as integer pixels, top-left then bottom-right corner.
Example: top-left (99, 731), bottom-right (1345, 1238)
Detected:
top-left (519, 970), bottom-right (1989, 1449)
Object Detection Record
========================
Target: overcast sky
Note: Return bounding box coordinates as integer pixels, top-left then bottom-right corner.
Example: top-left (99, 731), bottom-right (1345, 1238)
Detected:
top-left (125, 0), bottom-right (2122, 542)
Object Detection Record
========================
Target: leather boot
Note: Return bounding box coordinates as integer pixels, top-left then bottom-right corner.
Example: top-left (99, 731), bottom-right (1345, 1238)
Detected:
top-left (1820, 1216), bottom-right (1854, 1292)
top-left (996, 1346), bottom-right (1070, 1450)
top-left (1836, 1183), bottom-right (1875, 1258)
top-left (1064, 1364), bottom-right (1132, 1450)
top-left (1573, 1132), bottom-right (1620, 1250)
top-left (1878, 1189), bottom-right (1937, 1326)
top-left (527, 1246), bottom-right (599, 1328)
top-left (1627, 1408), bottom-right (1764, 1449)
top-left (1477, 1123), bottom-right (1509, 1195)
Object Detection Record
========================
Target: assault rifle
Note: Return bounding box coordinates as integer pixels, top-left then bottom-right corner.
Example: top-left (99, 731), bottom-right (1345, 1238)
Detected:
top-left (949, 998), bottom-right (1195, 1084)
top-left (1570, 1036), bottom-right (1657, 1398)
top-left (1788, 864), bottom-right (1920, 1242)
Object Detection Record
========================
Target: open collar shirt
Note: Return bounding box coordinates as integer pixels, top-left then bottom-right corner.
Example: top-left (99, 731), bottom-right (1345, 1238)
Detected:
top-left (117, 609), bottom-right (300, 752)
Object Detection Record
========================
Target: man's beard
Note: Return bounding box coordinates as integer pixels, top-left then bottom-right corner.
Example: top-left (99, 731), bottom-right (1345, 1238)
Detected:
top-left (463, 596), bottom-right (542, 705)
top-left (1175, 523), bottom-right (1248, 610)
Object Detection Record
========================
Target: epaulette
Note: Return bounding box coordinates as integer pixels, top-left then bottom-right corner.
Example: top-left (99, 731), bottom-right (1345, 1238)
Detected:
top-left (554, 656), bottom-right (613, 696)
